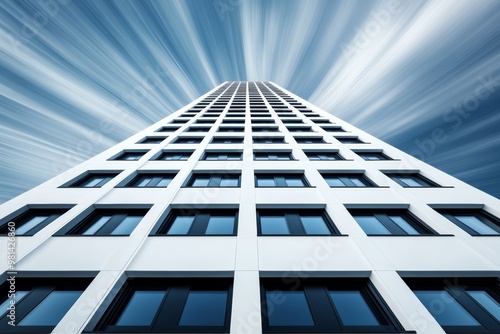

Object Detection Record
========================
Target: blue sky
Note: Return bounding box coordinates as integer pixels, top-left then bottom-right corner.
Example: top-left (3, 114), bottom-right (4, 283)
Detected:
top-left (1, 0), bottom-right (499, 203)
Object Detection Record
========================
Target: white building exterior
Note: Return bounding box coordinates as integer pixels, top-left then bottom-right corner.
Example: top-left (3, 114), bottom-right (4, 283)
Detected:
top-left (1, 81), bottom-right (500, 334)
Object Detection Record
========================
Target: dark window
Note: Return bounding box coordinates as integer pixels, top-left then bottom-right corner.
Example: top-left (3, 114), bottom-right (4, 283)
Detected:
top-left (156, 126), bottom-right (180, 132)
top-left (185, 127), bottom-right (210, 132)
top-left (211, 137), bottom-right (244, 144)
top-left (170, 118), bottom-right (189, 123)
top-left (201, 113), bottom-right (220, 117)
top-left (295, 137), bottom-right (326, 144)
top-left (92, 278), bottom-right (232, 332)
top-left (405, 278), bottom-right (500, 333)
top-left (312, 119), bottom-right (332, 124)
top-left (386, 173), bottom-right (439, 187)
top-left (255, 174), bottom-right (309, 187)
top-left (61, 209), bottom-right (148, 236)
top-left (251, 119), bottom-right (275, 124)
top-left (125, 173), bottom-right (175, 188)
top-left (253, 137), bottom-right (286, 144)
top-left (305, 151), bottom-right (344, 160)
top-left (252, 127), bottom-right (280, 132)
top-left (254, 152), bottom-right (293, 160)
top-left (196, 119), bottom-right (216, 124)
top-left (282, 119), bottom-right (304, 124)
top-left (437, 209), bottom-right (500, 235)
top-left (173, 137), bottom-right (203, 144)
top-left (277, 113), bottom-right (296, 117)
top-left (202, 151), bottom-right (242, 160)
top-left (261, 278), bottom-right (402, 332)
top-left (153, 209), bottom-right (238, 235)
top-left (0, 278), bottom-right (92, 332)
top-left (186, 173), bottom-right (241, 187)
top-left (0, 208), bottom-right (68, 236)
top-left (356, 152), bottom-right (392, 161)
top-left (66, 172), bottom-right (118, 188)
top-left (336, 137), bottom-right (365, 144)
top-left (138, 136), bottom-right (167, 144)
top-left (218, 126), bottom-right (244, 132)
top-left (322, 173), bottom-right (375, 187)
top-left (257, 209), bottom-right (338, 235)
top-left (112, 151), bottom-right (147, 161)
top-left (155, 151), bottom-right (193, 160)
top-left (251, 114), bottom-right (272, 117)
top-left (322, 126), bottom-right (345, 132)
top-left (223, 119), bottom-right (245, 124)
top-left (350, 209), bottom-right (435, 235)
top-left (225, 114), bottom-right (245, 118)
top-left (287, 127), bottom-right (313, 132)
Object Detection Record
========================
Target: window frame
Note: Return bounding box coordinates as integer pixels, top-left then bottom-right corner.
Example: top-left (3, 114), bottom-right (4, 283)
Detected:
top-left (64, 172), bottom-right (118, 188)
top-left (211, 137), bottom-right (244, 144)
top-left (173, 137), bottom-right (204, 144)
top-left (124, 173), bottom-right (176, 188)
top-left (437, 209), bottom-right (500, 235)
top-left (253, 137), bottom-right (286, 144)
top-left (385, 173), bottom-right (440, 187)
top-left (294, 137), bottom-right (326, 144)
top-left (185, 173), bottom-right (241, 188)
top-left (356, 151), bottom-right (392, 161)
top-left (154, 150), bottom-right (193, 161)
top-left (0, 208), bottom-right (69, 236)
top-left (322, 173), bottom-right (376, 187)
top-left (257, 209), bottom-right (339, 236)
top-left (202, 151), bottom-right (243, 161)
top-left (111, 151), bottom-right (148, 161)
top-left (305, 151), bottom-right (344, 161)
top-left (254, 152), bottom-right (294, 161)
top-left (255, 173), bottom-right (310, 187)
top-left (137, 136), bottom-right (167, 144)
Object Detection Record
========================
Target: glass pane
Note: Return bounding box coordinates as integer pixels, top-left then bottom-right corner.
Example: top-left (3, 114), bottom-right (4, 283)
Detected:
top-left (111, 216), bottom-right (142, 235)
top-left (136, 177), bottom-right (153, 187)
top-left (398, 177), bottom-right (423, 187)
top-left (389, 215), bottom-right (420, 235)
top-left (415, 290), bottom-right (480, 326)
top-left (168, 216), bottom-right (195, 235)
top-left (192, 177), bottom-right (210, 187)
top-left (285, 177), bottom-right (305, 187)
top-left (220, 178), bottom-right (238, 187)
top-left (18, 291), bottom-right (82, 326)
top-left (156, 177), bottom-right (171, 187)
top-left (206, 216), bottom-right (235, 235)
top-left (260, 216), bottom-right (290, 235)
top-left (83, 216), bottom-right (112, 235)
top-left (354, 216), bottom-right (391, 235)
top-left (179, 291), bottom-right (227, 326)
top-left (455, 216), bottom-right (498, 235)
top-left (329, 291), bottom-right (380, 326)
top-left (257, 177), bottom-right (275, 187)
top-left (116, 291), bottom-right (165, 326)
top-left (16, 216), bottom-right (49, 235)
top-left (83, 177), bottom-right (104, 187)
top-left (349, 177), bottom-right (366, 187)
top-left (0, 291), bottom-right (28, 317)
top-left (326, 177), bottom-right (345, 187)
top-left (468, 290), bottom-right (500, 322)
top-left (266, 291), bottom-right (314, 326)
top-left (301, 216), bottom-right (330, 235)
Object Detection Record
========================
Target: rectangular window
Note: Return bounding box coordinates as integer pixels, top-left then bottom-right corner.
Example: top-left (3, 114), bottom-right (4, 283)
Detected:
top-left (405, 278), bottom-right (500, 333)
top-left (261, 278), bottom-right (402, 332)
top-left (173, 137), bottom-right (203, 144)
top-left (66, 172), bottom-right (118, 188)
top-left (335, 137), bottom-right (365, 144)
top-left (254, 152), bottom-right (293, 160)
top-left (312, 119), bottom-right (332, 124)
top-left (385, 173), bottom-right (440, 187)
top-left (202, 151), bottom-right (243, 160)
top-left (185, 126), bottom-right (211, 132)
top-left (257, 209), bottom-right (338, 235)
top-left (222, 119), bottom-right (245, 124)
top-left (0, 208), bottom-right (69, 236)
top-left (251, 119), bottom-right (275, 124)
top-left (0, 278), bottom-right (92, 332)
top-left (153, 209), bottom-right (238, 235)
top-left (253, 137), bottom-right (286, 144)
top-left (186, 173), bottom-right (241, 187)
top-left (211, 137), bottom-right (244, 144)
top-left (295, 137), bottom-right (326, 144)
top-left (287, 127), bottom-right (313, 132)
top-left (138, 136), bottom-right (167, 144)
top-left (61, 209), bottom-right (148, 236)
top-left (112, 151), bottom-right (147, 161)
top-left (356, 152), bottom-right (392, 161)
top-left (170, 119), bottom-right (189, 124)
top-left (252, 126), bottom-right (280, 132)
top-left (125, 173), bottom-right (175, 188)
top-left (350, 209), bottom-right (435, 235)
top-left (255, 174), bottom-right (309, 187)
top-left (196, 119), bottom-right (216, 124)
top-left (218, 126), bottom-right (244, 132)
top-left (305, 151), bottom-right (343, 160)
top-left (225, 114), bottom-right (245, 118)
top-left (156, 126), bottom-right (180, 132)
top-left (437, 209), bottom-right (500, 235)
top-left (321, 126), bottom-right (345, 132)
top-left (282, 119), bottom-right (304, 124)
top-left (322, 173), bottom-right (375, 187)
top-left (154, 151), bottom-right (193, 161)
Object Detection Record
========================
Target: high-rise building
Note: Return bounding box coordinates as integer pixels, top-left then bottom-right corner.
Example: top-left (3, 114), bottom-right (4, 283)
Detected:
top-left (1, 81), bottom-right (500, 334)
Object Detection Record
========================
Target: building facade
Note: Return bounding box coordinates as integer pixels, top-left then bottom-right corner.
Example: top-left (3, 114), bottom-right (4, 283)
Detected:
top-left (1, 81), bottom-right (500, 334)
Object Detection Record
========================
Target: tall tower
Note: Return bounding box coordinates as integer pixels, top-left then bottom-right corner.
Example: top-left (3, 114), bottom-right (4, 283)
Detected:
top-left (1, 81), bottom-right (500, 334)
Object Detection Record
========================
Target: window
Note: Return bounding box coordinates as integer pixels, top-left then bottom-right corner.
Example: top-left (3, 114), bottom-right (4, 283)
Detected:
top-left (218, 126), bottom-right (244, 132)
top-left (201, 113), bottom-right (221, 117)
top-left (257, 209), bottom-right (338, 235)
top-left (170, 119), bottom-right (189, 124)
top-left (186, 173), bottom-right (241, 187)
top-left (437, 209), bottom-right (500, 235)
top-left (385, 173), bottom-right (440, 187)
top-left (322, 126), bottom-right (345, 132)
top-left (350, 209), bottom-right (435, 235)
top-left (225, 114), bottom-right (245, 118)
top-left (173, 137), bottom-right (203, 144)
top-left (154, 150), bottom-right (193, 160)
top-left (255, 174), bottom-right (309, 187)
top-left (156, 126), bottom-right (180, 132)
top-left (185, 126), bottom-right (210, 132)
top-left (312, 119), bottom-right (332, 124)
top-left (138, 136), bottom-right (167, 144)
top-left (152, 209), bottom-right (238, 235)
top-left (253, 137), bottom-right (286, 144)
top-left (66, 172), bottom-right (118, 188)
top-left (92, 278), bottom-right (232, 333)
top-left (112, 151), bottom-right (147, 161)
top-left (305, 151), bottom-right (344, 160)
top-left (252, 126), bottom-right (280, 132)
top-left (0, 208), bottom-right (69, 236)
top-left (282, 119), bottom-right (304, 124)
top-left (211, 137), bottom-right (244, 144)
top-left (196, 119), bottom-right (216, 124)
top-left (336, 137), bottom-right (365, 144)
top-left (261, 278), bottom-right (402, 333)
top-left (202, 151), bottom-right (242, 160)
top-left (251, 119), bottom-right (275, 124)
top-left (277, 113), bottom-right (296, 117)
top-left (251, 113), bottom-right (272, 117)
top-left (405, 278), bottom-right (500, 333)
top-left (295, 137), bottom-right (326, 144)
top-left (322, 173), bottom-right (375, 187)
top-left (287, 126), bottom-right (313, 132)
top-left (125, 173), bottom-right (175, 188)
top-left (223, 119), bottom-right (245, 124)
top-left (356, 152), bottom-right (392, 161)
top-left (60, 209), bottom-right (148, 236)
top-left (254, 152), bottom-right (293, 160)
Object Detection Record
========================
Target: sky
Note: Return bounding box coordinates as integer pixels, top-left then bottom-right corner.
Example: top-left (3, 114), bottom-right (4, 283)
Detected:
top-left (0, 0), bottom-right (499, 203)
